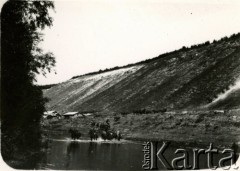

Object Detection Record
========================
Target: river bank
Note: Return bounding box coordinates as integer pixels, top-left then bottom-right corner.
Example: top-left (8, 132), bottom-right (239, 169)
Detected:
top-left (41, 109), bottom-right (240, 147)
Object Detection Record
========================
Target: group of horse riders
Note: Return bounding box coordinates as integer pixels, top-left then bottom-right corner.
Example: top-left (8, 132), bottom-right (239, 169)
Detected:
top-left (69, 119), bottom-right (122, 141)
top-left (89, 119), bottom-right (122, 141)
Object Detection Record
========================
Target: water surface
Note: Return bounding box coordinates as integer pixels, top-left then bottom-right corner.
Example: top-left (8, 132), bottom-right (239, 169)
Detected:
top-left (38, 137), bottom-right (237, 170)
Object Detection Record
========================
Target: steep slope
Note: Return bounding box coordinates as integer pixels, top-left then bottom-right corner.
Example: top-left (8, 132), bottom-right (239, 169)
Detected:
top-left (44, 66), bottom-right (143, 112)
top-left (44, 33), bottom-right (240, 113)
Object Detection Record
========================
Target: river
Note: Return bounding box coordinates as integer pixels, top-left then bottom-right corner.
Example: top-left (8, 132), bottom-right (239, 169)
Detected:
top-left (37, 135), bottom-right (238, 170)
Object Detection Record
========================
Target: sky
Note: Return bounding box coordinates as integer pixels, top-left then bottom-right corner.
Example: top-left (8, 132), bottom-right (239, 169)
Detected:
top-left (1, 0), bottom-right (240, 85)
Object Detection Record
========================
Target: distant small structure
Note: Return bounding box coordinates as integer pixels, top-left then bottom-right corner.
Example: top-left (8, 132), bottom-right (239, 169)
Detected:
top-left (82, 113), bottom-right (93, 117)
top-left (63, 112), bottom-right (82, 119)
top-left (213, 110), bottom-right (225, 114)
top-left (43, 111), bottom-right (61, 119)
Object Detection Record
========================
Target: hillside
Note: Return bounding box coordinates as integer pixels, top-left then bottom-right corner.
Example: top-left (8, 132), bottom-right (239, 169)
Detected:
top-left (43, 33), bottom-right (240, 113)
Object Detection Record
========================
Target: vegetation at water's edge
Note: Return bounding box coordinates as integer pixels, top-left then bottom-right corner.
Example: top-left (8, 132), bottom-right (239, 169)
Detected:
top-left (1, 1), bottom-right (55, 169)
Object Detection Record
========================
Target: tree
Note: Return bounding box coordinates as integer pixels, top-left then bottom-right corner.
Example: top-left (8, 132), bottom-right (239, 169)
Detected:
top-left (1, 1), bottom-right (55, 169)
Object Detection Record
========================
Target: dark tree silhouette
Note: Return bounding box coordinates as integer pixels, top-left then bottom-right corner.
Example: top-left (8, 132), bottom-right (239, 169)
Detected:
top-left (1, 1), bottom-right (55, 169)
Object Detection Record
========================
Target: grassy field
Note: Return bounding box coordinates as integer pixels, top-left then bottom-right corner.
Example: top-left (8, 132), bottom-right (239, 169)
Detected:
top-left (41, 109), bottom-right (240, 146)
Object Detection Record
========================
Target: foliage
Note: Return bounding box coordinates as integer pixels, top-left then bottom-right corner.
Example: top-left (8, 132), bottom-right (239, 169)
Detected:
top-left (1, 1), bottom-right (55, 169)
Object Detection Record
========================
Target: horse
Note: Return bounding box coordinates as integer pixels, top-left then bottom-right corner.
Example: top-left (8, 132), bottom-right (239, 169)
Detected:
top-left (69, 129), bottom-right (82, 140)
top-left (116, 130), bottom-right (122, 141)
top-left (110, 130), bottom-right (122, 141)
top-left (99, 123), bottom-right (110, 132)
top-left (106, 131), bottom-right (114, 140)
top-left (100, 130), bottom-right (107, 140)
top-left (100, 130), bottom-right (122, 141)
top-left (89, 129), bottom-right (98, 141)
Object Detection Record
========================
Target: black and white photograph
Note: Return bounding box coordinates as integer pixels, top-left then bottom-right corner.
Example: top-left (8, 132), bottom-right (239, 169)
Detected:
top-left (1, 0), bottom-right (240, 170)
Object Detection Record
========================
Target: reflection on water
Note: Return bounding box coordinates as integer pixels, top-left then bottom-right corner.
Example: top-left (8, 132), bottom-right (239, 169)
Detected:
top-left (38, 138), bottom-right (238, 170)
top-left (40, 138), bottom-right (143, 170)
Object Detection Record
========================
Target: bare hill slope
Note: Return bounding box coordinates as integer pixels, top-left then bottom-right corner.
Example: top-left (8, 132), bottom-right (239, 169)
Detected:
top-left (43, 33), bottom-right (240, 113)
